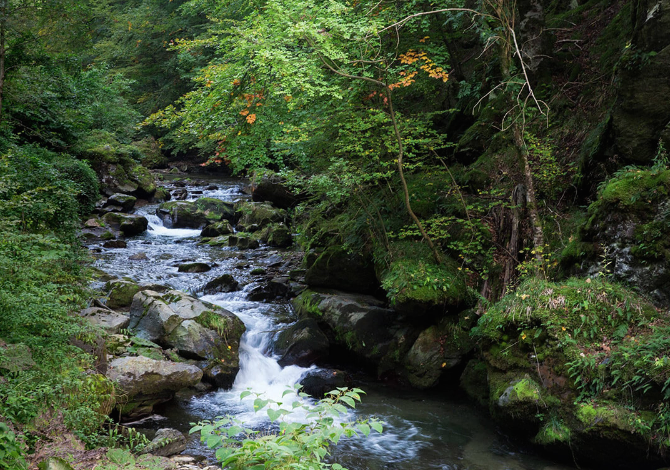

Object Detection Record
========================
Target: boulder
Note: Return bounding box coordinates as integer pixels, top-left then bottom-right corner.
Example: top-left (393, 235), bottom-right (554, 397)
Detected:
top-left (247, 277), bottom-right (291, 301)
top-left (201, 221), bottom-right (234, 238)
top-left (103, 240), bottom-right (127, 249)
top-left (228, 233), bottom-right (259, 250)
top-left (79, 307), bottom-right (130, 334)
top-left (299, 369), bottom-right (350, 398)
top-left (172, 188), bottom-right (188, 200)
top-left (151, 187), bottom-right (171, 203)
top-left (129, 290), bottom-right (245, 386)
top-left (106, 193), bottom-right (137, 212)
top-left (157, 198), bottom-right (235, 229)
top-left (304, 246), bottom-right (378, 294)
top-left (102, 212), bottom-right (149, 237)
top-left (274, 318), bottom-right (329, 367)
top-left (235, 201), bottom-right (286, 230)
top-left (203, 274), bottom-right (239, 295)
top-left (107, 356), bottom-right (202, 418)
top-left (140, 428), bottom-right (186, 457)
top-left (266, 224), bottom-right (292, 248)
top-left (106, 279), bottom-right (141, 310)
top-left (177, 262), bottom-right (212, 273)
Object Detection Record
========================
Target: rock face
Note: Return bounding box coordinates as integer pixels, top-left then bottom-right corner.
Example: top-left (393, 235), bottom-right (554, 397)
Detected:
top-left (107, 356), bottom-right (202, 418)
top-left (304, 247), bottom-right (378, 294)
top-left (273, 318), bottom-right (329, 367)
top-left (157, 198), bottom-right (235, 229)
top-left (293, 289), bottom-right (420, 377)
top-left (102, 212), bottom-right (149, 237)
top-left (129, 290), bottom-right (245, 387)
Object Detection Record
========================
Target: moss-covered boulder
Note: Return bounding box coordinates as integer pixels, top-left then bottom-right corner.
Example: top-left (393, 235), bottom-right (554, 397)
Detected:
top-left (128, 290), bottom-right (245, 387)
top-left (157, 198), bottom-right (235, 229)
top-left (379, 241), bottom-right (472, 318)
top-left (201, 221), bottom-right (233, 238)
top-left (304, 246), bottom-right (378, 294)
top-left (293, 289), bottom-right (421, 377)
top-left (250, 170), bottom-right (301, 209)
top-left (177, 262), bottom-right (211, 273)
top-left (106, 193), bottom-right (137, 212)
top-left (102, 212), bottom-right (149, 237)
top-left (228, 232), bottom-right (260, 250)
top-left (235, 201), bottom-right (287, 230)
top-left (472, 277), bottom-right (669, 467)
top-left (254, 223), bottom-right (293, 248)
top-left (105, 279), bottom-right (142, 310)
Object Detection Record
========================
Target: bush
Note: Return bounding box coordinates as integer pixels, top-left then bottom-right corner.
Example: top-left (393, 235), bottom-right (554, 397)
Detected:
top-left (191, 387), bottom-right (382, 470)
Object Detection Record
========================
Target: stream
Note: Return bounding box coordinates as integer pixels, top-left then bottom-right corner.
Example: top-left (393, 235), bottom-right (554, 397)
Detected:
top-left (90, 176), bottom-right (578, 470)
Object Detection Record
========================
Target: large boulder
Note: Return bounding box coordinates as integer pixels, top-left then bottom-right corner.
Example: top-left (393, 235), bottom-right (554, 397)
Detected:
top-left (129, 290), bottom-right (245, 386)
top-left (304, 246), bottom-right (378, 295)
top-left (102, 212), bottom-right (148, 237)
top-left (105, 279), bottom-right (141, 310)
top-left (156, 198), bottom-right (235, 229)
top-left (299, 369), bottom-right (350, 398)
top-left (274, 318), bottom-right (329, 367)
top-left (293, 289), bottom-right (421, 377)
top-left (140, 428), bottom-right (186, 457)
top-left (203, 274), bottom-right (239, 295)
top-left (107, 356), bottom-right (202, 418)
top-left (201, 221), bottom-right (234, 238)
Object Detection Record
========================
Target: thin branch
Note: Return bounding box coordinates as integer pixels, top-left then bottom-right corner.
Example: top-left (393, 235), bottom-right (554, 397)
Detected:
top-left (376, 8), bottom-right (494, 35)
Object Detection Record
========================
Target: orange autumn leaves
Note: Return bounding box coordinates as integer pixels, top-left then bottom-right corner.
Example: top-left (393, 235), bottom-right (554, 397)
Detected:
top-left (237, 88), bottom-right (264, 125)
top-left (395, 49), bottom-right (449, 84)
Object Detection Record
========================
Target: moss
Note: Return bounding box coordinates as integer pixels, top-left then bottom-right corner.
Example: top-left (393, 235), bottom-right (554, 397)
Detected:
top-left (293, 290), bottom-right (325, 318)
top-left (129, 164), bottom-right (156, 196)
top-left (534, 420), bottom-right (572, 445)
top-left (595, 168), bottom-right (670, 211)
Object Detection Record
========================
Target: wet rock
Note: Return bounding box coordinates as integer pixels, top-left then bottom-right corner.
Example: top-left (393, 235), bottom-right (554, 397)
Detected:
top-left (247, 277), bottom-right (291, 301)
top-left (107, 356), bottom-right (203, 419)
top-left (152, 187), bottom-right (172, 203)
top-left (305, 246), bottom-right (378, 295)
top-left (172, 188), bottom-right (188, 200)
top-left (200, 221), bottom-right (233, 238)
top-left (141, 428), bottom-right (187, 457)
top-left (103, 240), bottom-right (127, 249)
top-left (178, 262), bottom-right (212, 273)
top-left (228, 233), bottom-right (259, 250)
top-left (129, 252), bottom-right (149, 261)
top-left (106, 193), bottom-right (137, 212)
top-left (274, 318), bottom-right (329, 367)
top-left (203, 274), bottom-right (239, 295)
top-left (102, 212), bottom-right (149, 237)
top-left (79, 307), bottom-right (130, 334)
top-left (299, 369), bottom-right (351, 399)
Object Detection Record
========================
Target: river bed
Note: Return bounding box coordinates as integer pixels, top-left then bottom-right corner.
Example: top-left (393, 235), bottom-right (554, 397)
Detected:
top-left (90, 176), bottom-right (579, 470)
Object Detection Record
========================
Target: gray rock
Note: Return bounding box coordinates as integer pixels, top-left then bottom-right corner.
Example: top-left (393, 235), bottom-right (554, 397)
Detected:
top-left (203, 274), bottom-right (239, 295)
top-left (141, 428), bottom-right (186, 457)
top-left (274, 318), bottom-right (329, 367)
top-left (79, 307), bottom-right (130, 334)
top-left (102, 212), bottom-right (149, 237)
top-left (178, 263), bottom-right (211, 273)
top-left (106, 193), bottom-right (137, 212)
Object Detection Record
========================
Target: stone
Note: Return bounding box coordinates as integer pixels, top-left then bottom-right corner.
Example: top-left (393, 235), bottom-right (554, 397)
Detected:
top-left (103, 240), bottom-right (127, 249)
top-left (102, 212), bottom-right (149, 237)
top-left (157, 198), bottom-right (235, 229)
top-left (274, 318), bottom-right (329, 367)
top-left (250, 171), bottom-right (301, 208)
top-left (107, 356), bottom-right (202, 418)
top-left (141, 428), bottom-right (187, 457)
top-left (106, 193), bottom-right (137, 212)
top-left (299, 369), bottom-right (350, 398)
top-left (106, 279), bottom-right (141, 309)
top-left (129, 252), bottom-right (149, 261)
top-left (200, 221), bottom-right (233, 238)
top-left (203, 274), bottom-right (239, 295)
top-left (247, 277), bottom-right (291, 301)
top-left (178, 262), bottom-right (212, 273)
top-left (235, 201), bottom-right (287, 229)
top-left (79, 307), bottom-right (130, 334)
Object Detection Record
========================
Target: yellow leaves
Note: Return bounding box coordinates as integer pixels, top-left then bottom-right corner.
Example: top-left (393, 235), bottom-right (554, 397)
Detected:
top-left (246, 113), bottom-right (257, 124)
top-left (441, 362), bottom-right (447, 368)
top-left (232, 79), bottom-right (241, 86)
top-left (521, 333), bottom-right (527, 340)
top-left (419, 36), bottom-right (430, 43)
top-left (284, 95), bottom-right (292, 102)
top-left (397, 49), bottom-right (449, 84)
top-left (240, 109), bottom-right (250, 116)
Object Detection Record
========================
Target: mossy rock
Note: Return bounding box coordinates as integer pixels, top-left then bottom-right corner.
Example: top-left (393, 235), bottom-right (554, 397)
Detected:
top-left (235, 201), bottom-right (287, 229)
top-left (201, 221), bottom-right (234, 238)
top-left (157, 198), bottom-right (235, 229)
top-left (105, 279), bottom-right (141, 309)
top-left (129, 164), bottom-right (156, 198)
top-left (177, 262), bottom-right (211, 273)
top-left (459, 359), bottom-right (489, 407)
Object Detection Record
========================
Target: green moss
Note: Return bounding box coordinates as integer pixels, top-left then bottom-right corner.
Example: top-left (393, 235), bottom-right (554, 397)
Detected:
top-left (293, 290), bottom-right (324, 317)
top-left (596, 168), bottom-right (670, 211)
top-left (534, 419), bottom-right (572, 445)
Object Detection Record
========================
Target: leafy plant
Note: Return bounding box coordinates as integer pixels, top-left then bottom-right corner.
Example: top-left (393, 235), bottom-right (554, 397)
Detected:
top-left (191, 386), bottom-right (382, 470)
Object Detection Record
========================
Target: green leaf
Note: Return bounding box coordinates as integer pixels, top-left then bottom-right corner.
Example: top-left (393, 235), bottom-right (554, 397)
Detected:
top-left (370, 421), bottom-right (383, 434)
top-left (267, 408), bottom-right (281, 422)
top-left (240, 390), bottom-right (252, 400)
top-left (356, 423), bottom-right (370, 436)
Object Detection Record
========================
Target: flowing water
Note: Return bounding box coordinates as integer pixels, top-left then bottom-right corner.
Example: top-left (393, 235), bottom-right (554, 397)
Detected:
top-left (90, 176), bottom-right (578, 470)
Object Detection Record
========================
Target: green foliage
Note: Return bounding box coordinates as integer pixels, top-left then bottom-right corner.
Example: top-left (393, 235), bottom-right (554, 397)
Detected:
top-left (0, 423), bottom-right (26, 470)
top-left (191, 386), bottom-right (382, 470)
